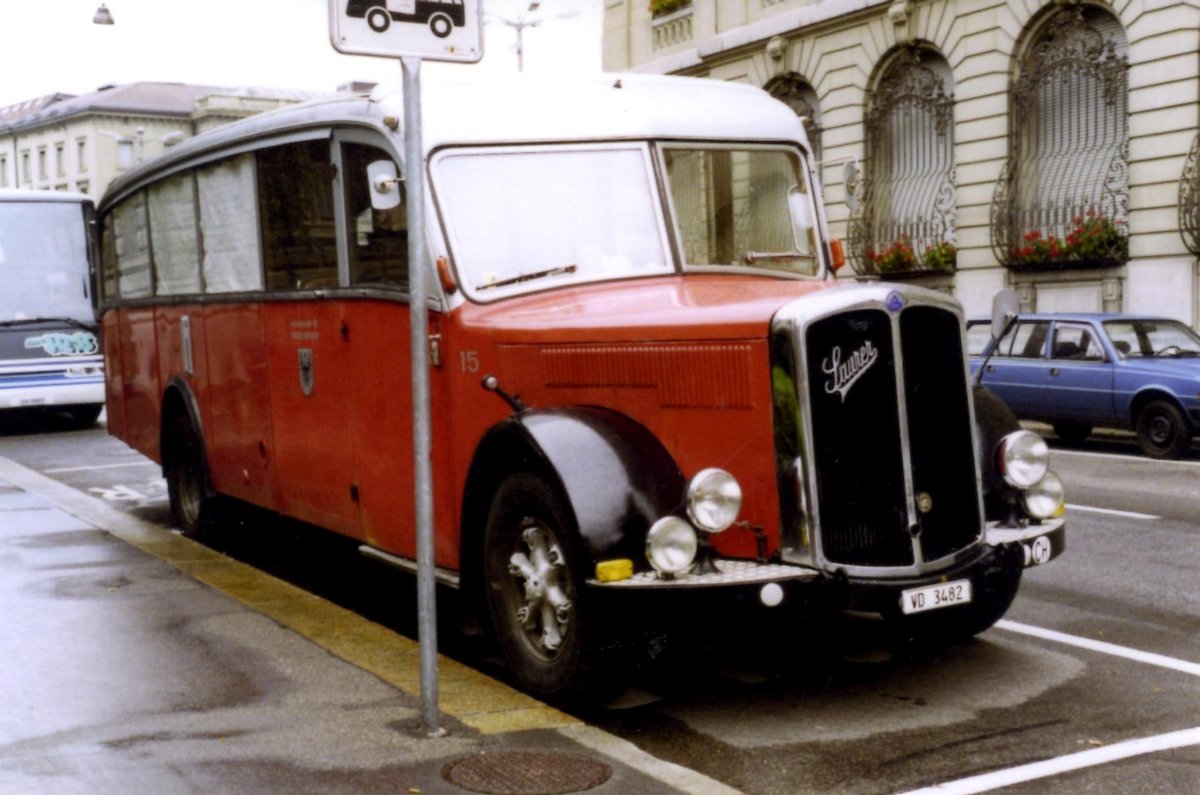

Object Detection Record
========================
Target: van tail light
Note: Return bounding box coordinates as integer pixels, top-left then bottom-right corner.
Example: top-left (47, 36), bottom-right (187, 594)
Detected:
top-left (829, 239), bottom-right (846, 271)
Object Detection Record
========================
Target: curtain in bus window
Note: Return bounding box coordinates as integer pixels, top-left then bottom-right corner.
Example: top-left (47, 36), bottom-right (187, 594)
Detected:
top-left (197, 154), bottom-right (263, 293)
top-left (113, 192), bottom-right (152, 298)
top-left (259, 140), bottom-right (337, 291)
top-left (148, 171), bottom-right (201, 295)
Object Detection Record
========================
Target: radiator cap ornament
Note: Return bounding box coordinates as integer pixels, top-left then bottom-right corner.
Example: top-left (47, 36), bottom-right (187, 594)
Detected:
top-left (886, 291), bottom-right (905, 313)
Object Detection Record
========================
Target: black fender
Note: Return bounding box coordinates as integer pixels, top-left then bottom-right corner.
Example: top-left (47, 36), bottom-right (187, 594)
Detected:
top-left (159, 375), bottom-right (207, 474)
top-left (972, 385), bottom-right (1021, 519)
top-left (461, 406), bottom-right (686, 576)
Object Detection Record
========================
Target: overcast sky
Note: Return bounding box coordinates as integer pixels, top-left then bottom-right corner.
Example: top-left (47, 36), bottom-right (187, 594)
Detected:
top-left (1, 0), bottom-right (602, 107)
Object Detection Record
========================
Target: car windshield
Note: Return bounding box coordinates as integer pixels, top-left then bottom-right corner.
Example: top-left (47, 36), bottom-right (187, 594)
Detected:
top-left (663, 145), bottom-right (818, 276)
top-left (0, 201), bottom-right (94, 324)
top-left (432, 144), bottom-right (672, 301)
top-left (1103, 319), bottom-right (1200, 358)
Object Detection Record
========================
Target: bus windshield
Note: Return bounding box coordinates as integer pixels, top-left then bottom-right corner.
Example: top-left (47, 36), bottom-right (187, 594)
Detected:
top-left (664, 145), bottom-right (819, 276)
top-left (0, 201), bottom-right (93, 324)
top-left (432, 145), bottom-right (673, 301)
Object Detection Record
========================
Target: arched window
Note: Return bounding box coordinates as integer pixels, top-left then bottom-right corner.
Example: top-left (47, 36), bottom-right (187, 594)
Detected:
top-left (849, 46), bottom-right (956, 277)
top-left (765, 74), bottom-right (823, 167)
top-left (992, 7), bottom-right (1129, 270)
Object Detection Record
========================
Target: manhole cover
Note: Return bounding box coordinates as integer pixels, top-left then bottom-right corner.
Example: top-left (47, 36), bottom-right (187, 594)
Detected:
top-left (442, 750), bottom-right (612, 794)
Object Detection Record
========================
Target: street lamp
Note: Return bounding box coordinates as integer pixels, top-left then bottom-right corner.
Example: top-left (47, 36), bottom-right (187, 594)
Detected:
top-left (495, 2), bottom-right (542, 73)
top-left (93, 4), bottom-right (114, 25)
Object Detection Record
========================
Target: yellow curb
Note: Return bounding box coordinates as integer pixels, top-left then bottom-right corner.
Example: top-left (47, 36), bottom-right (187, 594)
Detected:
top-left (0, 457), bottom-right (580, 735)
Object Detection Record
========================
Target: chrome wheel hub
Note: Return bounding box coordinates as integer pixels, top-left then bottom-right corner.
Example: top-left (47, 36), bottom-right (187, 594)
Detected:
top-left (508, 521), bottom-right (572, 654)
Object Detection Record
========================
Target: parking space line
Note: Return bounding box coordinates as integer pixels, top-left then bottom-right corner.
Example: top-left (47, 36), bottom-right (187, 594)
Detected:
top-left (897, 726), bottom-right (1200, 795)
top-left (1052, 448), bottom-right (1200, 468)
top-left (43, 461), bottom-right (159, 474)
top-left (1065, 503), bottom-right (1159, 521)
top-left (996, 620), bottom-right (1200, 678)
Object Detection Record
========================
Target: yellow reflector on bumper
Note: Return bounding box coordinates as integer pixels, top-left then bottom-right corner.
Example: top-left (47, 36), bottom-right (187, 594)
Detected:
top-left (595, 559), bottom-right (634, 582)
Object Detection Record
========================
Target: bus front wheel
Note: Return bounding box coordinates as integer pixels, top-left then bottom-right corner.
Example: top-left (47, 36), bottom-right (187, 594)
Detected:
top-left (482, 472), bottom-right (594, 704)
top-left (366, 7), bottom-right (391, 32)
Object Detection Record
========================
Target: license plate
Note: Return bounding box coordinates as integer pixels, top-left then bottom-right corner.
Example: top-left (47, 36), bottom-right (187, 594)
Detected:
top-left (900, 579), bottom-right (972, 615)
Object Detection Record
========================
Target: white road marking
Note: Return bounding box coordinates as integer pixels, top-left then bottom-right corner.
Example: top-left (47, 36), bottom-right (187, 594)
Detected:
top-left (997, 620), bottom-right (1200, 678)
top-left (896, 726), bottom-right (1200, 795)
top-left (1052, 448), bottom-right (1200, 468)
top-left (1065, 503), bottom-right (1159, 521)
top-left (898, 621), bottom-right (1200, 793)
top-left (43, 461), bottom-right (157, 474)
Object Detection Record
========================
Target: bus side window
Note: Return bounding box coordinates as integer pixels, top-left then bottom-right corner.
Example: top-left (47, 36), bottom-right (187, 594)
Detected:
top-left (258, 140), bottom-right (339, 291)
top-left (342, 143), bottom-right (408, 292)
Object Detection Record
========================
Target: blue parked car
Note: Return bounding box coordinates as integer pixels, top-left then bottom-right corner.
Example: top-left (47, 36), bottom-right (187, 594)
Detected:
top-left (968, 313), bottom-right (1200, 458)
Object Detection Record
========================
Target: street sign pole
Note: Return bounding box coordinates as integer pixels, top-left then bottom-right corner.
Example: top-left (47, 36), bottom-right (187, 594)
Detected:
top-left (328, 0), bottom-right (481, 739)
top-left (401, 54), bottom-right (441, 738)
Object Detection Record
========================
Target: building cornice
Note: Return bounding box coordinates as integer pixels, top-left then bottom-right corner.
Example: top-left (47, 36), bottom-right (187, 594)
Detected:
top-left (631, 0), bottom-right (891, 74)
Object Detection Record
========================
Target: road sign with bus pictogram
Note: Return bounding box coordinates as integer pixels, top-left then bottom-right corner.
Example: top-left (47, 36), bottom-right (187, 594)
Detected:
top-left (329, 0), bottom-right (482, 62)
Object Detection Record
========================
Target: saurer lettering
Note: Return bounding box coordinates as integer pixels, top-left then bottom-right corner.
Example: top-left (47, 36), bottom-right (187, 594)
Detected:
top-left (822, 341), bottom-right (878, 402)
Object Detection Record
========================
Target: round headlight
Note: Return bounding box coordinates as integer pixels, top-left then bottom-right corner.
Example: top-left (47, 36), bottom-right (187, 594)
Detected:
top-left (997, 430), bottom-right (1049, 489)
top-left (686, 468), bottom-right (743, 534)
top-left (645, 517), bottom-right (697, 577)
top-left (1022, 470), bottom-right (1065, 519)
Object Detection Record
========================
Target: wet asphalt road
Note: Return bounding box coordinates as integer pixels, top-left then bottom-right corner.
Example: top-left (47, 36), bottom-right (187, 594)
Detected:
top-left (1, 414), bottom-right (1199, 794)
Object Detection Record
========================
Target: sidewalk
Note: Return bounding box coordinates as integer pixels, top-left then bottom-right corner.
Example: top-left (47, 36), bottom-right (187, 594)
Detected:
top-left (0, 456), bottom-right (738, 795)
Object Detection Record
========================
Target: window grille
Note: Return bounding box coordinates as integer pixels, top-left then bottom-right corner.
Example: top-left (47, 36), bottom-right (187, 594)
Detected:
top-left (765, 74), bottom-right (823, 168)
top-left (848, 47), bottom-right (956, 278)
top-left (1178, 133), bottom-right (1200, 256)
top-left (991, 8), bottom-right (1129, 271)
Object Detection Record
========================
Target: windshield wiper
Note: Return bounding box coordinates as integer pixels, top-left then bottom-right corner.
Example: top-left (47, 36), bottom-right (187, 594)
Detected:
top-left (476, 264), bottom-right (577, 291)
top-left (742, 251), bottom-right (814, 265)
top-left (0, 316), bottom-right (96, 331)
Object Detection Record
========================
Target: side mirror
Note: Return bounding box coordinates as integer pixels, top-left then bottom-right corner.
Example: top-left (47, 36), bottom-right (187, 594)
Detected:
top-left (787, 185), bottom-right (813, 249)
top-left (368, 160), bottom-right (403, 211)
top-left (990, 288), bottom-right (1019, 341)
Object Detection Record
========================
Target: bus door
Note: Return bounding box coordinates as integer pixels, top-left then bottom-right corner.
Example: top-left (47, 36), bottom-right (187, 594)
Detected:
top-left (336, 136), bottom-right (426, 559)
top-left (259, 138), bottom-right (363, 537)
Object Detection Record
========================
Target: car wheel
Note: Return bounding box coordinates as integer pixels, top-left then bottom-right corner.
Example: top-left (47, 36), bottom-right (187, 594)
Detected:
top-left (1136, 399), bottom-right (1191, 459)
top-left (165, 412), bottom-right (217, 538)
top-left (482, 472), bottom-right (595, 704)
top-left (1051, 421), bottom-right (1092, 445)
top-left (366, 7), bottom-right (390, 32)
top-left (428, 12), bottom-right (453, 38)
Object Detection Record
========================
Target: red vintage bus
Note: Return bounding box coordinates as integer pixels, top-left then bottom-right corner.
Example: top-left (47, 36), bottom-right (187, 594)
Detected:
top-left (96, 75), bottom-right (1065, 702)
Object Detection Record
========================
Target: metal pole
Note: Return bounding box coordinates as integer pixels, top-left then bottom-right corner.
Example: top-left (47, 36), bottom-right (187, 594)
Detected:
top-left (401, 55), bottom-right (441, 738)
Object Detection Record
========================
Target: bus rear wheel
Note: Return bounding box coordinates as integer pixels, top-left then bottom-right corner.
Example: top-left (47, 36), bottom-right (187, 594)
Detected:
top-left (165, 413), bottom-right (216, 539)
top-left (366, 7), bottom-right (390, 32)
top-left (482, 472), bottom-right (594, 704)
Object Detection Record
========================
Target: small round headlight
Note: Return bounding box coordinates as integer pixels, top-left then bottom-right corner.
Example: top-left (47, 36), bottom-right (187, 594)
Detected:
top-left (1022, 470), bottom-right (1065, 519)
top-left (645, 517), bottom-right (697, 577)
top-left (686, 468), bottom-right (743, 534)
top-left (997, 430), bottom-right (1049, 489)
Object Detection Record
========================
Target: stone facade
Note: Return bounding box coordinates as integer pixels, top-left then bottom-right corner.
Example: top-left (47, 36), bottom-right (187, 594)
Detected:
top-left (0, 83), bottom-right (329, 202)
top-left (604, 0), bottom-right (1200, 325)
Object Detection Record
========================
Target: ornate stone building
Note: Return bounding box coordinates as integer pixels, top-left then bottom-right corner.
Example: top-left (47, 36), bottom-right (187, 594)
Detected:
top-left (0, 83), bottom-right (327, 202)
top-left (604, 0), bottom-right (1200, 325)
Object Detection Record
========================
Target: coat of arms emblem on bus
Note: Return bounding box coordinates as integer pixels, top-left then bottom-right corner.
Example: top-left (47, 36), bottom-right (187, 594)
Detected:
top-left (298, 349), bottom-right (315, 397)
top-left (344, 0), bottom-right (464, 38)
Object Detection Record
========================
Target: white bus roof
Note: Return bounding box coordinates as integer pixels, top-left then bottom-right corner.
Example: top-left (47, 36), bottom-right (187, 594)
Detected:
top-left (101, 73), bottom-right (808, 208)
